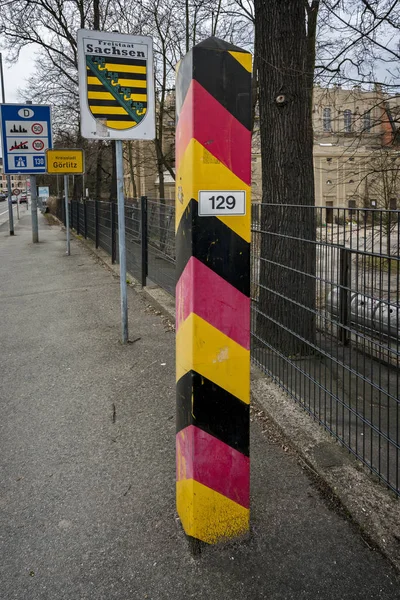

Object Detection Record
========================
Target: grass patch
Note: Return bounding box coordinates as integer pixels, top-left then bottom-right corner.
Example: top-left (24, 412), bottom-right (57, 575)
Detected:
top-left (44, 213), bottom-right (59, 226)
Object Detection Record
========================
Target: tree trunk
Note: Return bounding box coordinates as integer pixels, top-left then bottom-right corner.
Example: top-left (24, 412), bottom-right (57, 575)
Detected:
top-left (254, 0), bottom-right (316, 357)
top-left (93, 0), bottom-right (100, 29)
top-left (251, 30), bottom-right (258, 134)
top-left (156, 141), bottom-right (166, 250)
top-left (95, 141), bottom-right (103, 199)
top-left (109, 140), bottom-right (117, 202)
top-left (305, 1), bottom-right (319, 110)
top-left (127, 142), bottom-right (137, 198)
top-left (185, 0), bottom-right (190, 53)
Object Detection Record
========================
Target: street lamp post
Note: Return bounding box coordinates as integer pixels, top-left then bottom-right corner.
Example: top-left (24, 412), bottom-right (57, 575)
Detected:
top-left (0, 52), bottom-right (15, 236)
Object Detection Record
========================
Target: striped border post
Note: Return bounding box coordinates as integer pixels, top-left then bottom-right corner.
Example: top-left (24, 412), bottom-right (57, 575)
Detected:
top-left (175, 37), bottom-right (252, 545)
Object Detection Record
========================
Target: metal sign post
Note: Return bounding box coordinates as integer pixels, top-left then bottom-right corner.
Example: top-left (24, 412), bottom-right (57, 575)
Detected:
top-left (0, 53), bottom-right (14, 236)
top-left (0, 103), bottom-right (52, 242)
top-left (30, 176), bottom-right (38, 243)
top-left (77, 29), bottom-right (155, 343)
top-left (175, 38), bottom-right (252, 546)
top-left (6, 175), bottom-right (14, 235)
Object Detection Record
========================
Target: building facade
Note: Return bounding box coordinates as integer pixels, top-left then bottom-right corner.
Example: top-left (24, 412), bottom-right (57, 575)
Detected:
top-left (123, 85), bottom-right (400, 213)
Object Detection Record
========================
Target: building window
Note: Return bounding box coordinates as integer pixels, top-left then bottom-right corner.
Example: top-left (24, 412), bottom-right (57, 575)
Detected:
top-left (326, 179), bottom-right (332, 185)
top-left (343, 109), bottom-right (352, 132)
top-left (323, 107), bottom-right (332, 132)
top-left (389, 198), bottom-right (397, 209)
top-left (326, 157), bottom-right (332, 162)
top-left (363, 111), bottom-right (371, 132)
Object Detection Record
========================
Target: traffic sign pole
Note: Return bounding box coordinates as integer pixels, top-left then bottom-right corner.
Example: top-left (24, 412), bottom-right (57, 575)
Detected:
top-left (76, 31), bottom-right (156, 345)
top-left (30, 175), bottom-right (39, 243)
top-left (0, 57), bottom-right (14, 236)
top-left (7, 175), bottom-right (14, 236)
top-left (64, 175), bottom-right (70, 256)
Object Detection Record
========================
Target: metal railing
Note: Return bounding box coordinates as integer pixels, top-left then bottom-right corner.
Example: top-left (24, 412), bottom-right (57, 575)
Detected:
top-left (58, 197), bottom-right (175, 290)
top-left (55, 198), bottom-right (400, 497)
top-left (251, 204), bottom-right (399, 498)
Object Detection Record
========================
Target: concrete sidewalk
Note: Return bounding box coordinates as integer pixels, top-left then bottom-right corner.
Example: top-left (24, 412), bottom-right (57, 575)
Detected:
top-left (0, 214), bottom-right (399, 600)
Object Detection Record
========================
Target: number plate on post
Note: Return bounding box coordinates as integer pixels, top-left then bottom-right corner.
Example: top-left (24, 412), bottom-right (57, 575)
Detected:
top-left (198, 190), bottom-right (246, 216)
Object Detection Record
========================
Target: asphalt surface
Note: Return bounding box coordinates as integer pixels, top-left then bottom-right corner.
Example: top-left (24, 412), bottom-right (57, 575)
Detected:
top-left (0, 213), bottom-right (399, 600)
top-left (0, 201), bottom-right (21, 230)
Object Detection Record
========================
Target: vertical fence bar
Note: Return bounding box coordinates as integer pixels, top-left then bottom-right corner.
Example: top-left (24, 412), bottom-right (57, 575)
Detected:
top-left (84, 201), bottom-right (88, 239)
top-left (111, 201), bottom-right (116, 264)
top-left (175, 38), bottom-right (252, 546)
top-left (76, 202), bottom-right (80, 235)
top-left (95, 200), bottom-right (99, 249)
top-left (339, 246), bottom-right (351, 346)
top-left (141, 195), bottom-right (148, 287)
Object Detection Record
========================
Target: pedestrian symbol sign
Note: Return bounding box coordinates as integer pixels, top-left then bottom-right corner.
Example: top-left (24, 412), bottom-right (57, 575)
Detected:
top-left (77, 29), bottom-right (155, 140)
top-left (0, 104), bottom-right (52, 174)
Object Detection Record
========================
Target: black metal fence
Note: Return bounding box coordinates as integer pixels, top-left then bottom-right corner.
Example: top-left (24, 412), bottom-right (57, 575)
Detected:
top-left (251, 204), bottom-right (399, 498)
top-left (55, 197), bottom-right (176, 290)
top-left (55, 198), bottom-right (399, 498)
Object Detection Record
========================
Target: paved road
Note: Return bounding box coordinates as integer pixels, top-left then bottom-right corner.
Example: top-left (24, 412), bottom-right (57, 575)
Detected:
top-left (0, 200), bottom-right (28, 230)
top-left (0, 213), bottom-right (399, 600)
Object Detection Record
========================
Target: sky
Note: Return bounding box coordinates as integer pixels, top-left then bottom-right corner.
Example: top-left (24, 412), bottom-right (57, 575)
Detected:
top-left (0, 47), bottom-right (37, 158)
top-left (1, 46), bottom-right (36, 104)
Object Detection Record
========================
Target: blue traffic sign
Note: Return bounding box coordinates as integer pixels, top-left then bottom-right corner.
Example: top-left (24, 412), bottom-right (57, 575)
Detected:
top-left (0, 104), bottom-right (52, 174)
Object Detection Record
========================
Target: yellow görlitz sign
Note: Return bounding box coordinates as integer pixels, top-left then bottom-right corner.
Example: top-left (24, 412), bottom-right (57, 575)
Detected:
top-left (46, 149), bottom-right (85, 174)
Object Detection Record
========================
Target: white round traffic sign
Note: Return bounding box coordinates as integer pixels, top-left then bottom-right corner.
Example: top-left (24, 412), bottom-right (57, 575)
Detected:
top-left (31, 123), bottom-right (43, 135)
top-left (32, 139), bottom-right (45, 151)
top-left (12, 188), bottom-right (21, 196)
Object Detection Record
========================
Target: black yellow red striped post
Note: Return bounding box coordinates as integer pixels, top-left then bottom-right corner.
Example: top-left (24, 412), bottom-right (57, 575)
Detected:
top-left (175, 38), bottom-right (252, 544)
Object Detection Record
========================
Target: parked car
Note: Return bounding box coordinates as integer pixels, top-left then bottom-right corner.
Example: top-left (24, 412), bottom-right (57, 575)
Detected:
top-left (11, 194), bottom-right (27, 204)
top-left (0, 193), bottom-right (6, 202)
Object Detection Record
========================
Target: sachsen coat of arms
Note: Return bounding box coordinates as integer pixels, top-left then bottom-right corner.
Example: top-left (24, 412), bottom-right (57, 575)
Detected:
top-left (77, 30), bottom-right (155, 140)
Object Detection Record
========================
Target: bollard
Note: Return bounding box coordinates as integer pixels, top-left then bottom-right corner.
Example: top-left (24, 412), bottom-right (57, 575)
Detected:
top-left (175, 37), bottom-right (252, 545)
